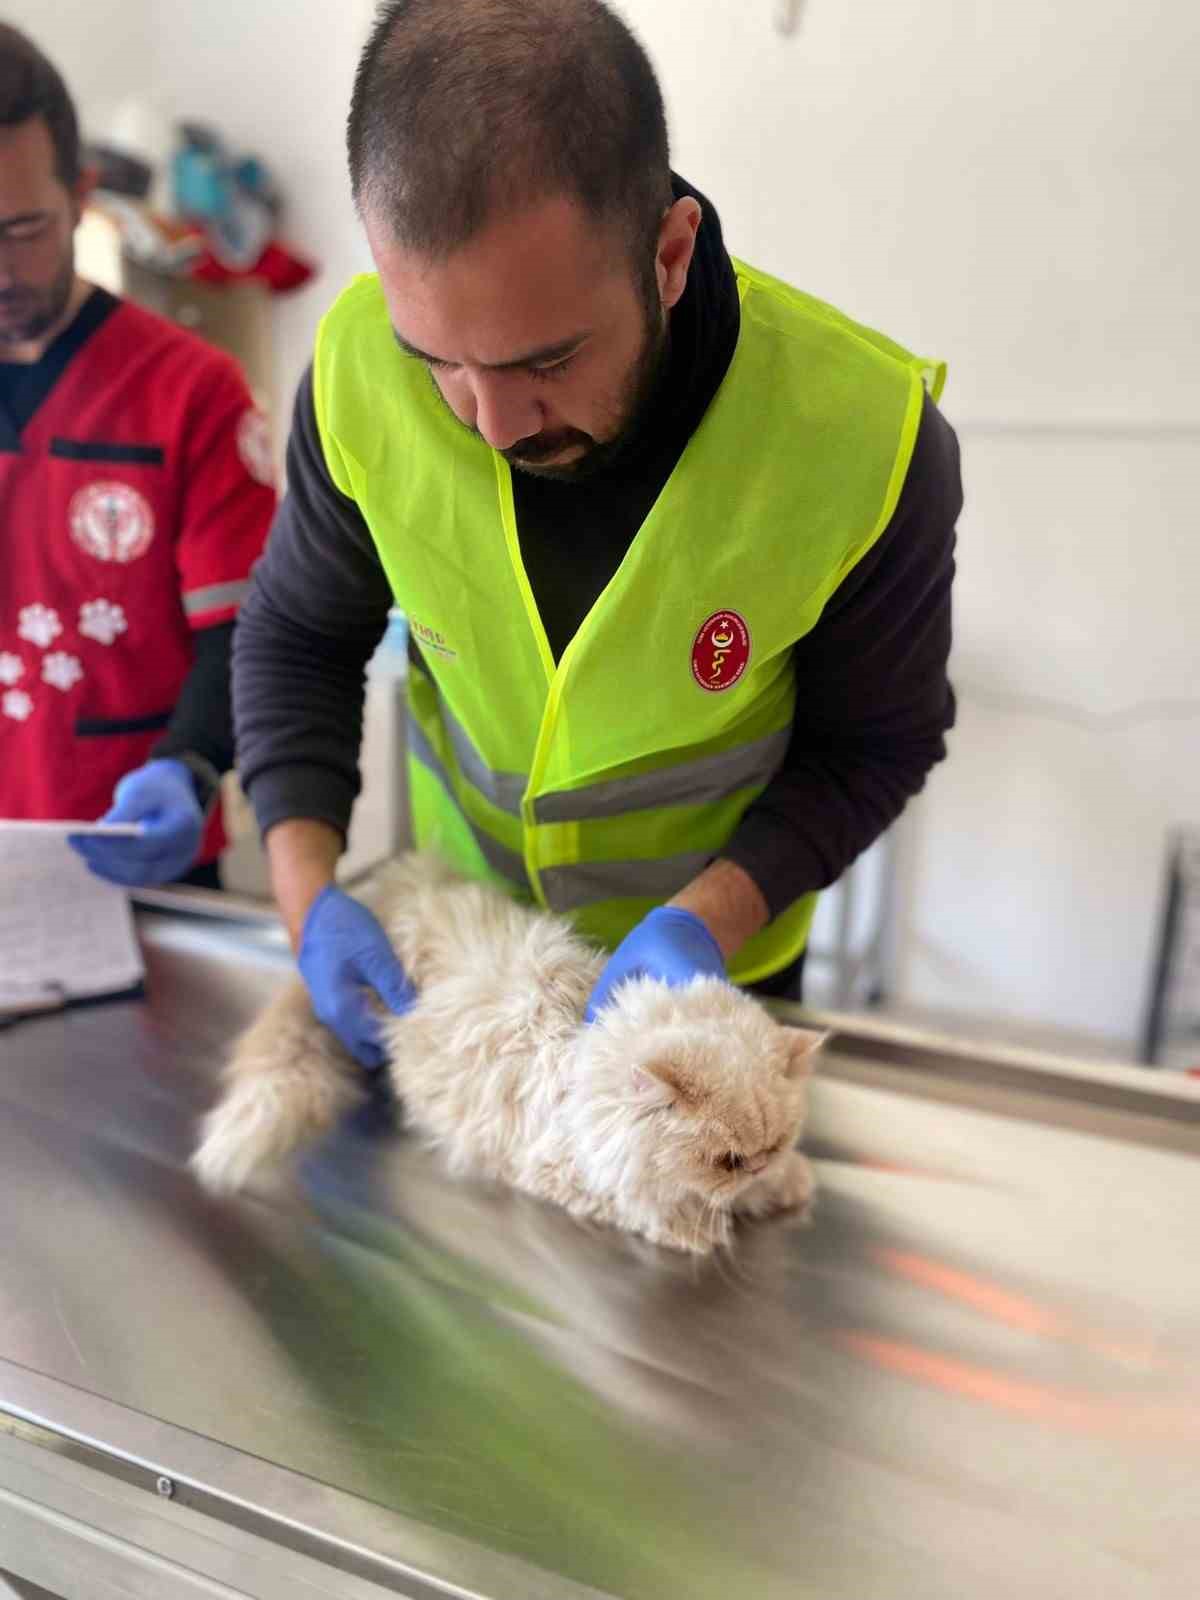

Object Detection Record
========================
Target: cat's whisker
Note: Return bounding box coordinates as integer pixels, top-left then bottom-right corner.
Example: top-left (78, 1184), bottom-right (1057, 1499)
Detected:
top-left (719, 1217), bottom-right (754, 1290)
top-left (717, 1203), bottom-right (746, 1282)
top-left (702, 1198), bottom-right (731, 1278)
top-left (690, 1204), bottom-right (708, 1260)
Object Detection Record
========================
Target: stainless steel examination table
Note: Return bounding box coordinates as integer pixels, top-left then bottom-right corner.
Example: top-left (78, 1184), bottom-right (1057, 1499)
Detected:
top-left (1, 905), bottom-right (1198, 1599)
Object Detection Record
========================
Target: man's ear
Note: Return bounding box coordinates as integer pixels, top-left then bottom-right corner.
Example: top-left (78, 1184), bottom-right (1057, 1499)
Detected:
top-left (70, 165), bottom-right (100, 226)
top-left (655, 196), bottom-right (701, 312)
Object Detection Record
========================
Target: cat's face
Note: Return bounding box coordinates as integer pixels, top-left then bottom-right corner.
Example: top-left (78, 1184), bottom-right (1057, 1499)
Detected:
top-left (572, 977), bottom-right (824, 1207)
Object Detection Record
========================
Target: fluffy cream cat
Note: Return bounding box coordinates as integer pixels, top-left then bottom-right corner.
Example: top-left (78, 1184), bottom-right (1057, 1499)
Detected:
top-left (193, 853), bottom-right (823, 1253)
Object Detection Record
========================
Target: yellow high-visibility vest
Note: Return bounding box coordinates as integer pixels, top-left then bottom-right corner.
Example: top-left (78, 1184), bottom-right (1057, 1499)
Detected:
top-left (313, 260), bottom-right (944, 982)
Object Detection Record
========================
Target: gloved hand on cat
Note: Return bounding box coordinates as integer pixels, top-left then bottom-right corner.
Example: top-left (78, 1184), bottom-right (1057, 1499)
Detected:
top-left (584, 905), bottom-right (727, 1023)
top-left (299, 885), bottom-right (417, 1068)
top-left (69, 758), bottom-right (205, 886)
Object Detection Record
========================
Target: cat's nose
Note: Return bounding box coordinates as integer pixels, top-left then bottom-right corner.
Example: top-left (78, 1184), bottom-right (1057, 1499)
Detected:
top-left (746, 1153), bottom-right (771, 1176)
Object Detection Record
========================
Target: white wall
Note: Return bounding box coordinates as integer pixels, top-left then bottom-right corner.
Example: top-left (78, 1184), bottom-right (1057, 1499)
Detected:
top-left (145, 0), bottom-right (376, 430)
top-left (3, 0), bottom-right (153, 133)
top-left (894, 434), bottom-right (1200, 1040)
top-left (614, 0), bottom-right (1199, 1044)
top-left (617, 0), bottom-right (1200, 427)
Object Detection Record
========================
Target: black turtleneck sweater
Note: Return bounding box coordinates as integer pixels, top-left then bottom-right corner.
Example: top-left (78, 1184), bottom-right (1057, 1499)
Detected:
top-left (234, 177), bottom-right (960, 920)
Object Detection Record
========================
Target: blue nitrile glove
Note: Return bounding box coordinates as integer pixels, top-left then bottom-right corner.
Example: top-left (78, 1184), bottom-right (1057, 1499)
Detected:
top-left (69, 759), bottom-right (204, 886)
top-left (298, 885), bottom-right (416, 1070)
top-left (584, 906), bottom-right (728, 1023)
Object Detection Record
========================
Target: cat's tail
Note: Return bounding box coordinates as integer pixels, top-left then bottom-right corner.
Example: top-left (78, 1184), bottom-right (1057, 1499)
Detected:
top-left (191, 978), bottom-right (364, 1195)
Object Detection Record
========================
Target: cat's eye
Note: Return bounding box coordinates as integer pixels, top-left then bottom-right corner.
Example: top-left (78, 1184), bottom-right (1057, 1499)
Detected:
top-left (718, 1152), bottom-right (745, 1172)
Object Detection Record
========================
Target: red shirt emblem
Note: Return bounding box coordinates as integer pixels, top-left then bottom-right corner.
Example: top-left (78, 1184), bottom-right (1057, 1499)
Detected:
top-left (691, 610), bottom-right (751, 692)
top-left (69, 481), bottom-right (155, 563)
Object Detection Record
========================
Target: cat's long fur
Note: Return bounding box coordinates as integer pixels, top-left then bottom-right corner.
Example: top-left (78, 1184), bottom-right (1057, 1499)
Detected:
top-left (193, 853), bottom-right (822, 1253)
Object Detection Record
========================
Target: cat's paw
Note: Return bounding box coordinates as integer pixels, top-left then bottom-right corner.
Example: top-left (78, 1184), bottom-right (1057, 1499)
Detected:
top-left (734, 1150), bottom-right (815, 1221)
top-left (191, 1078), bottom-right (289, 1195)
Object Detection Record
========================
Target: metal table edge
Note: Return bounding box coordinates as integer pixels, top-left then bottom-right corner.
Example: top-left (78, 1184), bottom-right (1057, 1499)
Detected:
top-left (0, 1358), bottom-right (615, 1600)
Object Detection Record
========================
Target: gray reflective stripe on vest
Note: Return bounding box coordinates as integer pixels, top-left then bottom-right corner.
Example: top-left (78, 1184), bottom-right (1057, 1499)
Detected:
top-left (438, 694), bottom-right (526, 816)
top-left (182, 579), bottom-right (252, 616)
top-left (540, 851), bottom-right (713, 913)
top-left (407, 721), bottom-right (530, 891)
top-left (534, 726), bottom-right (790, 824)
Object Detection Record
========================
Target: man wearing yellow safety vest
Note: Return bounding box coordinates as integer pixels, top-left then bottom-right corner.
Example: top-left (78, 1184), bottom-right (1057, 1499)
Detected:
top-left (234, 0), bottom-right (961, 1070)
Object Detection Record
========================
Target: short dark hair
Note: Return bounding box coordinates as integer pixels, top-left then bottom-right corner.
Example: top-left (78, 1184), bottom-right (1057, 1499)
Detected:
top-left (347, 0), bottom-right (672, 265)
top-left (0, 25), bottom-right (82, 189)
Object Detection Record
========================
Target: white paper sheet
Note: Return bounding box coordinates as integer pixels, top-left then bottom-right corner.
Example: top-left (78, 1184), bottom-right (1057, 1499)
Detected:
top-left (0, 831), bottom-right (144, 1007)
top-left (0, 820), bottom-right (144, 838)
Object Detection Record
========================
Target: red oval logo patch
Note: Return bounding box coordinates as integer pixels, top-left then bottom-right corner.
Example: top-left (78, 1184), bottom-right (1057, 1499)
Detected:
top-left (691, 610), bottom-right (751, 692)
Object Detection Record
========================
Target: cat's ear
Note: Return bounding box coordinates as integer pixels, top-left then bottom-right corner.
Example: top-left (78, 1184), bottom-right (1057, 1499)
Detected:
top-left (632, 1059), bottom-right (699, 1108)
top-left (780, 1026), bottom-right (828, 1080)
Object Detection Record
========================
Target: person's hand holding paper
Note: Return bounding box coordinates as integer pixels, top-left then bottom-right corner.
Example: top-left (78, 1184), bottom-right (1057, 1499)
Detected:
top-left (68, 760), bottom-right (205, 887)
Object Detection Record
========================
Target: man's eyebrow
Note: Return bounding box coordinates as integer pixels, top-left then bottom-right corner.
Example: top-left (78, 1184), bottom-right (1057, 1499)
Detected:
top-left (392, 328), bottom-right (591, 370)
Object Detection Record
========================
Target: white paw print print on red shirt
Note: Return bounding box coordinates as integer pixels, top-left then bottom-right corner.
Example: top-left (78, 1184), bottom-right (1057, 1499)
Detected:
top-left (42, 652), bottom-right (84, 692)
top-left (2, 689), bottom-right (34, 722)
top-left (18, 603), bottom-right (63, 650)
top-left (79, 598), bottom-right (128, 646)
top-left (5, 598), bottom-right (115, 722)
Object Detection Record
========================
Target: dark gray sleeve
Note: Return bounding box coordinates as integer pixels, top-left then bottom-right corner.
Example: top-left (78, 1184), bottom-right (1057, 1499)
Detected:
top-left (233, 365), bottom-right (393, 839)
top-left (723, 393), bottom-right (960, 918)
top-left (153, 620), bottom-right (235, 806)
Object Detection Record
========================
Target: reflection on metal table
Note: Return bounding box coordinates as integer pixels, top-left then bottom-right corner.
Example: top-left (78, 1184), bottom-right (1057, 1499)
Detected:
top-left (0, 905), bottom-right (1198, 1598)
